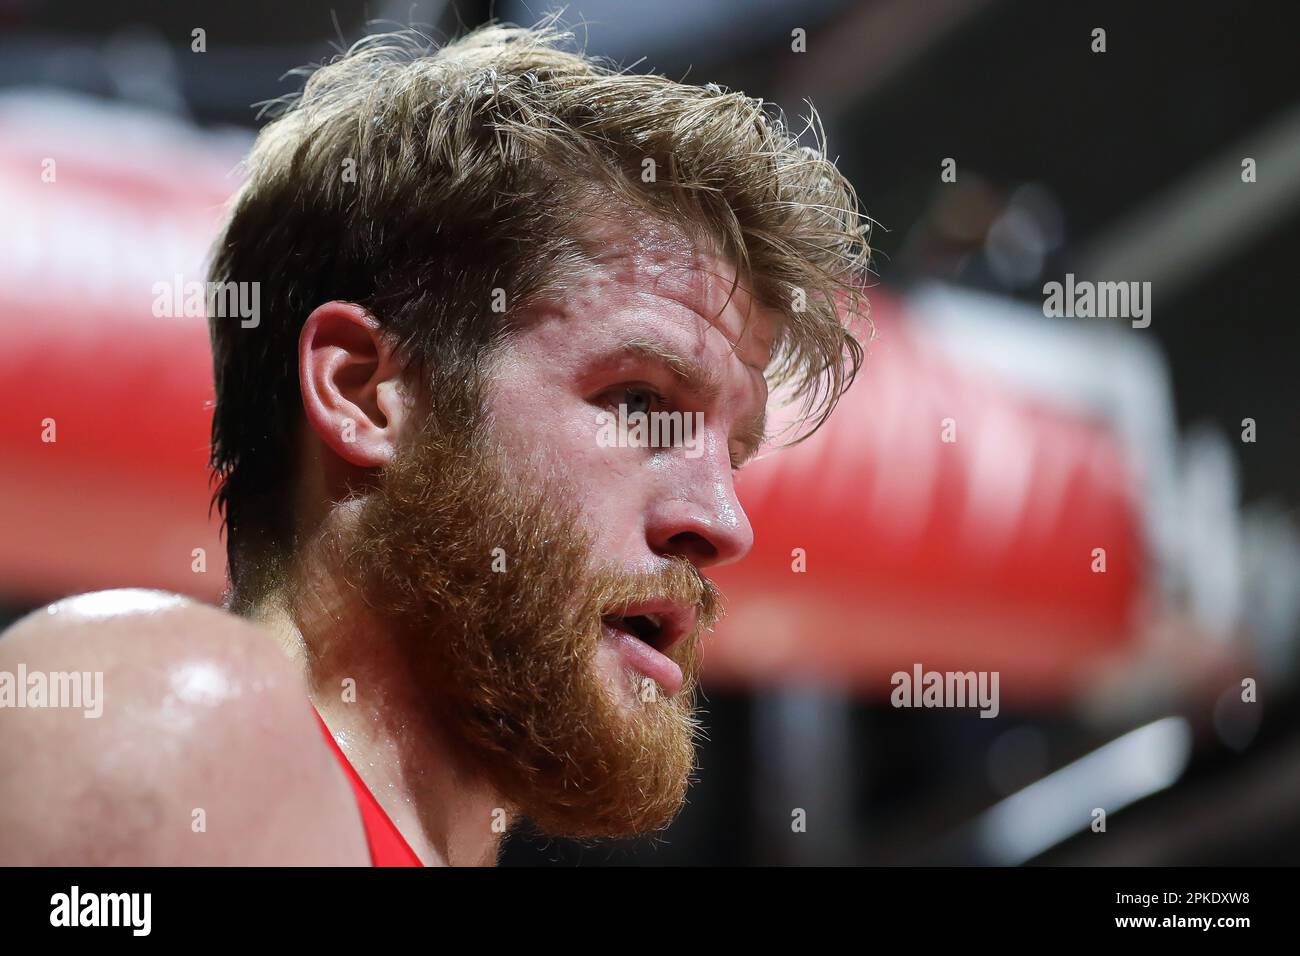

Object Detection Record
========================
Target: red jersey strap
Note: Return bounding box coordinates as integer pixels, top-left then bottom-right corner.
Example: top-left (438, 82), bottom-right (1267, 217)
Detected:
top-left (312, 708), bottom-right (423, 867)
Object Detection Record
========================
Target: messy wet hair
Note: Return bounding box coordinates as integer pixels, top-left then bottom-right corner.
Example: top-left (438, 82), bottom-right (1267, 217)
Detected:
top-left (208, 18), bottom-right (871, 607)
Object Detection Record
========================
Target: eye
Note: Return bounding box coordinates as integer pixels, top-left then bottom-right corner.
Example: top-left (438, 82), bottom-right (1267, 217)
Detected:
top-left (622, 386), bottom-right (657, 417)
top-left (603, 384), bottom-right (663, 417)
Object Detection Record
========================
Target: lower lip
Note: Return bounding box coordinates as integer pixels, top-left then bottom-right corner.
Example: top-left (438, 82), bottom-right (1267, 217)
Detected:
top-left (602, 625), bottom-right (684, 697)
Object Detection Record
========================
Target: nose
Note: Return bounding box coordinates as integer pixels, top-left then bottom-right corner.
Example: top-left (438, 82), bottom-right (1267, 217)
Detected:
top-left (644, 454), bottom-right (754, 570)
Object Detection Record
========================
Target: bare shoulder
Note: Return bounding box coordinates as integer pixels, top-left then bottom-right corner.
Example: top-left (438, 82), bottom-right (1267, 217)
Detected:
top-left (0, 589), bottom-right (368, 865)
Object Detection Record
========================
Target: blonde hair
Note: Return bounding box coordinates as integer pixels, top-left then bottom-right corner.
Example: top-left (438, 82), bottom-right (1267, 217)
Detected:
top-left (208, 19), bottom-right (870, 602)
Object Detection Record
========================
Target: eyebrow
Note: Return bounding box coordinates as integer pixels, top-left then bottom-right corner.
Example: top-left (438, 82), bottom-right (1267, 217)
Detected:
top-left (615, 337), bottom-right (769, 466)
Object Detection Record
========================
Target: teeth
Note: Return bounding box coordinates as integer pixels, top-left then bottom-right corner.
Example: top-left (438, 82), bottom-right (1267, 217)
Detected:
top-left (644, 613), bottom-right (662, 631)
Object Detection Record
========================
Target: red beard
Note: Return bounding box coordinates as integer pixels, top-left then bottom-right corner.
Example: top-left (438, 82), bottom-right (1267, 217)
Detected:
top-left (346, 412), bottom-right (721, 839)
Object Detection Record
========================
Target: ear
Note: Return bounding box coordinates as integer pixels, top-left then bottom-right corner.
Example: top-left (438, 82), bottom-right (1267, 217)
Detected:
top-left (298, 301), bottom-right (410, 468)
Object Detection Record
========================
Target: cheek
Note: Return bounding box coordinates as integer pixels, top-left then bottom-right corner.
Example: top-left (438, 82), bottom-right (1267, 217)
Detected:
top-left (489, 382), bottom-right (610, 475)
top-left (561, 439), bottom-right (648, 552)
top-left (485, 377), bottom-right (646, 544)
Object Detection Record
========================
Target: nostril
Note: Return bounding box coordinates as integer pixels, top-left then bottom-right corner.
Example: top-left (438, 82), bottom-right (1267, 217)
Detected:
top-left (664, 531), bottom-right (718, 565)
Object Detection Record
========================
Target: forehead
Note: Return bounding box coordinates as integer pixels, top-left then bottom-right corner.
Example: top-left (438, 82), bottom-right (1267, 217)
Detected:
top-left (544, 215), bottom-right (779, 371)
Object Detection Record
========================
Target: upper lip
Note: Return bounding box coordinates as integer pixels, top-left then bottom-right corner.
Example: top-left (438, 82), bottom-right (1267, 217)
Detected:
top-left (603, 600), bottom-right (697, 654)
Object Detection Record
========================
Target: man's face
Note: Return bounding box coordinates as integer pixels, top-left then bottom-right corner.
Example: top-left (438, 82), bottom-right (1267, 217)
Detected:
top-left (487, 227), bottom-right (775, 709)
top-left (351, 223), bottom-right (777, 839)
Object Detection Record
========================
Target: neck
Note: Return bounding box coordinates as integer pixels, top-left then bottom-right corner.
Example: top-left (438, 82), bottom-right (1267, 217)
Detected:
top-left (252, 531), bottom-right (513, 867)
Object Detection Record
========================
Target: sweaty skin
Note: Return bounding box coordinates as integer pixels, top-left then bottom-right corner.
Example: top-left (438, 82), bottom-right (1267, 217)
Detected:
top-left (0, 590), bottom-right (369, 865)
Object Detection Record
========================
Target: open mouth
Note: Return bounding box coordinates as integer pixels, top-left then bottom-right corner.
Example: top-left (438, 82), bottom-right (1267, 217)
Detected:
top-left (599, 604), bottom-right (695, 697)
top-left (602, 613), bottom-right (669, 652)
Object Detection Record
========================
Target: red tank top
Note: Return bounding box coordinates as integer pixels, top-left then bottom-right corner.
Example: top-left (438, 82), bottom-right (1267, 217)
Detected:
top-left (313, 708), bottom-right (423, 867)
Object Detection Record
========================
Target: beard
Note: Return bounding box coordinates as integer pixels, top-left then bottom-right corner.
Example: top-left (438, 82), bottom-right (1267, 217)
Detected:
top-left (343, 409), bottom-right (721, 840)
